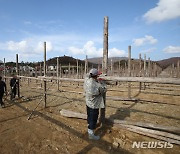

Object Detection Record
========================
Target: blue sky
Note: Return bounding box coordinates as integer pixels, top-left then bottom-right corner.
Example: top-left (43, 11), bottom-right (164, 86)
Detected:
top-left (0, 0), bottom-right (180, 62)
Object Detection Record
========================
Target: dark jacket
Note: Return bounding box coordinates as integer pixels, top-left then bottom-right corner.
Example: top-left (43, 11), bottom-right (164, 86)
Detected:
top-left (10, 78), bottom-right (17, 89)
top-left (0, 80), bottom-right (6, 93)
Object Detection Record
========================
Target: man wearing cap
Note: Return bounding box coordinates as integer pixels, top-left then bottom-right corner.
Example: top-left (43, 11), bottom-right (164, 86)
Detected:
top-left (84, 68), bottom-right (107, 140)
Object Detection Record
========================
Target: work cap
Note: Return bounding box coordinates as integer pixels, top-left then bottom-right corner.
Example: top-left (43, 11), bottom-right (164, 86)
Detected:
top-left (89, 68), bottom-right (101, 76)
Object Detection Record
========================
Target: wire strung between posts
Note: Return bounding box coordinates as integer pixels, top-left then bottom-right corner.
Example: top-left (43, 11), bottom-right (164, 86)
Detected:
top-left (27, 80), bottom-right (55, 120)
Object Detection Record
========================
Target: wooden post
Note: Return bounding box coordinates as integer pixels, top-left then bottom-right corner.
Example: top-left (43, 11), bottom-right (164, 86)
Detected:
top-left (35, 66), bottom-right (38, 83)
top-left (139, 54), bottom-right (142, 91)
top-left (3, 58), bottom-right (6, 83)
top-left (148, 57), bottom-right (151, 77)
top-left (139, 53), bottom-right (142, 77)
top-left (143, 54), bottom-right (146, 77)
top-left (100, 16), bottom-right (108, 125)
top-left (111, 58), bottom-right (113, 76)
top-left (57, 57), bottom-right (59, 90)
top-left (102, 16), bottom-right (108, 75)
top-left (128, 46), bottom-right (131, 99)
top-left (118, 60), bottom-right (121, 76)
top-left (40, 63), bottom-right (42, 76)
top-left (68, 63), bottom-right (71, 78)
top-left (84, 55), bottom-right (88, 75)
top-left (172, 63), bottom-right (174, 78)
top-left (125, 62), bottom-right (127, 76)
top-left (76, 59), bottom-right (79, 78)
top-left (60, 63), bottom-right (62, 78)
top-left (80, 63), bottom-right (83, 78)
top-left (143, 54), bottom-right (146, 89)
top-left (16, 54), bottom-right (20, 98)
top-left (16, 54), bottom-right (19, 75)
top-left (132, 64), bottom-right (135, 77)
top-left (177, 60), bottom-right (180, 78)
top-left (44, 42), bottom-right (47, 108)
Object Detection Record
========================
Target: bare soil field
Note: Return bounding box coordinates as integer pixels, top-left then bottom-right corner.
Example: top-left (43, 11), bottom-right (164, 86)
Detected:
top-left (0, 79), bottom-right (180, 154)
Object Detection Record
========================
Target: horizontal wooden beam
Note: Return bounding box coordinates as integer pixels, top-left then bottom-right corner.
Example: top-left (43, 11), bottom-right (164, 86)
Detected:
top-left (5, 75), bottom-right (180, 85)
top-left (101, 76), bottom-right (180, 85)
top-left (60, 109), bottom-right (180, 145)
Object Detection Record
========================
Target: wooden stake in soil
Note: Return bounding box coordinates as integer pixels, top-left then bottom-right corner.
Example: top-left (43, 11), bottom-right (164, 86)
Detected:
top-left (143, 54), bottom-right (146, 77)
top-left (128, 46), bottom-right (131, 99)
top-left (16, 54), bottom-right (20, 98)
top-left (119, 60), bottom-right (121, 76)
top-left (57, 57), bottom-right (59, 90)
top-left (76, 59), bottom-right (79, 78)
top-left (44, 42), bottom-right (47, 108)
top-left (68, 63), bottom-right (71, 78)
top-left (111, 58), bottom-right (113, 76)
top-left (3, 58), bottom-right (6, 83)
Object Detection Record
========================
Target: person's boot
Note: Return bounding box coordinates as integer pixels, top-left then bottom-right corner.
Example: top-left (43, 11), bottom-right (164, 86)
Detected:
top-left (88, 129), bottom-right (100, 140)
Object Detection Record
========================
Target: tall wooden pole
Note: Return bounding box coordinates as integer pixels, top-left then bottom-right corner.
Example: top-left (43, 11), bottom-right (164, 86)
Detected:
top-left (100, 16), bottom-right (108, 125)
top-left (44, 42), bottom-right (47, 76)
top-left (16, 54), bottom-right (20, 97)
top-left (139, 53), bottom-right (142, 91)
top-left (16, 54), bottom-right (19, 75)
top-left (57, 57), bottom-right (59, 90)
top-left (102, 16), bottom-right (108, 75)
top-left (44, 42), bottom-right (47, 108)
top-left (128, 46), bottom-right (131, 99)
top-left (3, 58), bottom-right (6, 83)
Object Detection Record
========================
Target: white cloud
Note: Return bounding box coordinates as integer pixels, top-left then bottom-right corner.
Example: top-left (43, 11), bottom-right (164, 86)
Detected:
top-left (109, 48), bottom-right (126, 57)
top-left (143, 0), bottom-right (180, 23)
top-left (163, 46), bottom-right (180, 53)
top-left (133, 35), bottom-right (158, 46)
top-left (68, 41), bottom-right (102, 57)
top-left (68, 41), bottom-right (126, 58)
top-left (83, 41), bottom-right (103, 57)
top-left (7, 40), bottom-right (27, 52)
top-left (0, 40), bottom-right (53, 61)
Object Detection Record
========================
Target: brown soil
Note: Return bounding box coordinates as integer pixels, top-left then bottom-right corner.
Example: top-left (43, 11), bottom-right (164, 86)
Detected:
top-left (0, 80), bottom-right (180, 154)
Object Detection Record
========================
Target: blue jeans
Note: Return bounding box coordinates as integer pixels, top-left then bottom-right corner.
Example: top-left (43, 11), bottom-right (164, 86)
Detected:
top-left (86, 106), bottom-right (99, 130)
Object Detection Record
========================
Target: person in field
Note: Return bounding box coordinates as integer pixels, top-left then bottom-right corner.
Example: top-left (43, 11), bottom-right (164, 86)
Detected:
top-left (10, 75), bottom-right (18, 100)
top-left (84, 68), bottom-right (107, 140)
top-left (0, 76), bottom-right (7, 108)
